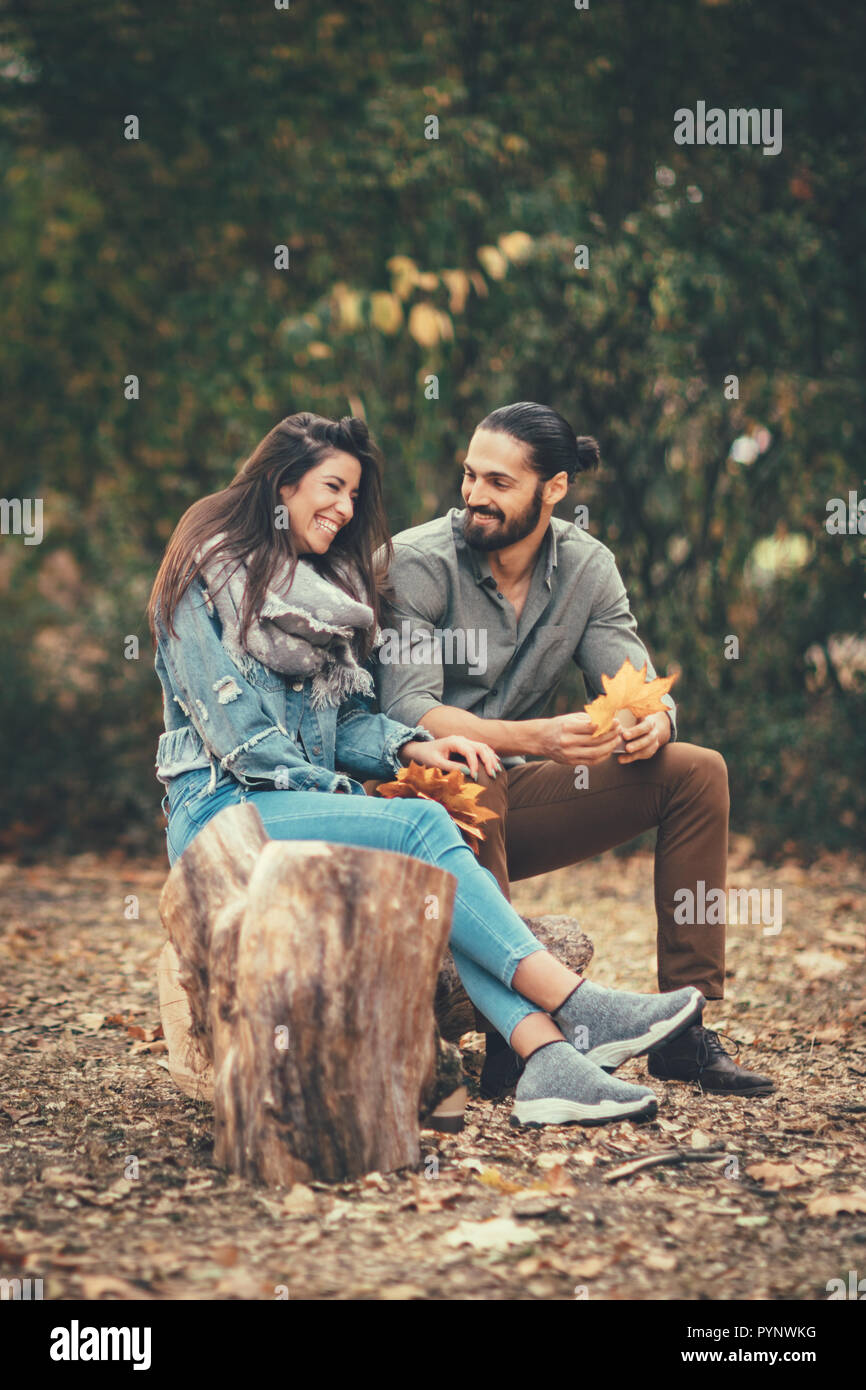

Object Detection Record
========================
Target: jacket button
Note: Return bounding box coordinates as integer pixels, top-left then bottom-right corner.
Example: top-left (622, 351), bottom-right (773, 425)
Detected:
top-left (313, 746), bottom-right (321, 755)
top-left (292, 681), bottom-right (304, 692)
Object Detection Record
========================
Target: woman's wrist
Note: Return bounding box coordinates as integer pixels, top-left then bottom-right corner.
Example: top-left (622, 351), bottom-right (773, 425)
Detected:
top-left (398, 739), bottom-right (425, 765)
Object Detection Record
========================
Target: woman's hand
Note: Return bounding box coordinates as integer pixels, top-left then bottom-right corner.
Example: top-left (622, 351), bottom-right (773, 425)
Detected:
top-left (399, 735), bottom-right (502, 779)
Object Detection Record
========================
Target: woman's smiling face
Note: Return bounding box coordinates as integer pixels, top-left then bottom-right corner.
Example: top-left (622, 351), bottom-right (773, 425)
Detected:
top-left (278, 450), bottom-right (362, 555)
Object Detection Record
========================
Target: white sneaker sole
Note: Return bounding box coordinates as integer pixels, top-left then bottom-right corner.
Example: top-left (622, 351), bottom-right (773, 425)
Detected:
top-left (511, 1093), bottom-right (657, 1128)
top-left (585, 989), bottom-right (704, 1072)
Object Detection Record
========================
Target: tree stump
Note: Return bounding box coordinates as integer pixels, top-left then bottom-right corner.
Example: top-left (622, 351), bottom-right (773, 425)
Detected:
top-left (158, 802), bottom-right (456, 1186)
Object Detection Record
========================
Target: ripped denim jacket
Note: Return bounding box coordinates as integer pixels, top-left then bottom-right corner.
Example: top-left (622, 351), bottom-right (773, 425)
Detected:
top-left (153, 577), bottom-right (432, 807)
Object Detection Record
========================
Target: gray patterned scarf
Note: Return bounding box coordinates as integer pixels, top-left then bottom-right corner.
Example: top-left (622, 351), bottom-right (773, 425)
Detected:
top-left (197, 533), bottom-right (378, 709)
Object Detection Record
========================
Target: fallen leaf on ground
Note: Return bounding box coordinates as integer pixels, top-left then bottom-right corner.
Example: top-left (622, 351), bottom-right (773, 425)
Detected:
top-left (1, 1106), bottom-right (39, 1123)
top-left (398, 1178), bottom-right (463, 1212)
top-left (746, 1161), bottom-right (809, 1189)
top-left (645, 1251), bottom-right (678, 1272)
top-left (798, 1160), bottom-right (830, 1177)
top-left (543, 1164), bottom-right (576, 1195)
top-left (476, 1166), bottom-right (523, 1195)
top-left (214, 1270), bottom-right (270, 1298)
top-left (128, 1038), bottom-right (167, 1055)
top-left (126, 1023), bottom-right (163, 1042)
top-left (535, 1152), bottom-right (569, 1170)
top-left (211, 1244), bottom-right (238, 1267)
top-left (78, 1012), bottom-right (105, 1031)
top-left (78, 1275), bottom-right (152, 1300)
top-left (571, 1255), bottom-right (608, 1278)
top-left (795, 951), bottom-right (847, 980)
top-left (443, 1217), bottom-right (535, 1251)
top-left (689, 1129), bottom-right (714, 1150)
top-left (39, 1168), bottom-right (82, 1189)
top-left (82, 1177), bottom-right (135, 1207)
top-left (282, 1184), bottom-right (317, 1217)
top-left (806, 1188), bottom-right (866, 1217)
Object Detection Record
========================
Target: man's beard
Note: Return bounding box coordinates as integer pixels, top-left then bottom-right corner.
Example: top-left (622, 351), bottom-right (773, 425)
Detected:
top-left (463, 483), bottom-right (544, 552)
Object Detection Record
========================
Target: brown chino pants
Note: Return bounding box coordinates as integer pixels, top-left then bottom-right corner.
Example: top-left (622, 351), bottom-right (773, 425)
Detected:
top-left (366, 741), bottom-right (728, 1000)
top-left (472, 743), bottom-right (729, 999)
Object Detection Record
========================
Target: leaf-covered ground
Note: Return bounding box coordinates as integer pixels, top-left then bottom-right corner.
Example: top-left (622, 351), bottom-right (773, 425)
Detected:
top-left (0, 839), bottom-right (864, 1302)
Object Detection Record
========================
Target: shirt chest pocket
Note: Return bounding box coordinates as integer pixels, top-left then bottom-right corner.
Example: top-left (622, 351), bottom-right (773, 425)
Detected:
top-left (518, 624), bottom-right (574, 671)
top-left (505, 625), bottom-right (574, 700)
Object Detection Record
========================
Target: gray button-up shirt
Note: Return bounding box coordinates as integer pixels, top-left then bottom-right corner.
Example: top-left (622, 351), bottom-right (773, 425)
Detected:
top-left (374, 508), bottom-right (676, 762)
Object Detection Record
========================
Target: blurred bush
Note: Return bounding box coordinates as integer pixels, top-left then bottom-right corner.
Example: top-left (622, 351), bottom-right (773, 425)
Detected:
top-left (0, 0), bottom-right (862, 857)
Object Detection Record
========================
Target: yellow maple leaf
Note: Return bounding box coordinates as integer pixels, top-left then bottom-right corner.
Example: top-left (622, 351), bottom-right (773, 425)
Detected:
top-left (376, 763), bottom-right (499, 855)
top-left (584, 659), bottom-right (678, 738)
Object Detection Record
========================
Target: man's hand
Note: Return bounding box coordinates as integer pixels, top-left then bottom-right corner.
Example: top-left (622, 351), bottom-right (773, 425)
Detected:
top-left (538, 712), bottom-right (624, 766)
top-left (616, 711), bottom-right (671, 764)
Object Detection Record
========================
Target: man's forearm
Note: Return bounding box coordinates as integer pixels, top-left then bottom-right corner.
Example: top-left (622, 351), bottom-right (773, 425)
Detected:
top-left (418, 703), bottom-right (547, 757)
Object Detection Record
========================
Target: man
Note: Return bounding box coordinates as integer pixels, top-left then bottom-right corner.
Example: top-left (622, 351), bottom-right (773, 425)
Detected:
top-left (375, 401), bottom-right (773, 1099)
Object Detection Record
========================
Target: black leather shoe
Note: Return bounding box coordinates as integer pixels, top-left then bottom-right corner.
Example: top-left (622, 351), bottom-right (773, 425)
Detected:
top-left (480, 1033), bottom-right (525, 1100)
top-left (647, 1024), bottom-right (775, 1096)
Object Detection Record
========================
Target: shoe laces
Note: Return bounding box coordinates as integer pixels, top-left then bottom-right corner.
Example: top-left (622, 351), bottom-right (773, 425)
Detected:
top-left (697, 1028), bottom-right (740, 1072)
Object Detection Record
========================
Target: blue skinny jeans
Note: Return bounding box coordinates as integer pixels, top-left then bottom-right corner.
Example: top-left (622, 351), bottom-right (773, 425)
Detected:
top-left (164, 769), bottom-right (546, 1045)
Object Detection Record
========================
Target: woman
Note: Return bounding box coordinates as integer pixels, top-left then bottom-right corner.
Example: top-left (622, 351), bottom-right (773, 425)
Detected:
top-left (148, 412), bottom-right (704, 1127)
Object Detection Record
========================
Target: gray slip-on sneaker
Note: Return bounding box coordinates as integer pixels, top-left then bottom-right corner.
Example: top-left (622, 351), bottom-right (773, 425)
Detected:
top-left (510, 1041), bottom-right (658, 1128)
top-left (554, 982), bottom-right (705, 1073)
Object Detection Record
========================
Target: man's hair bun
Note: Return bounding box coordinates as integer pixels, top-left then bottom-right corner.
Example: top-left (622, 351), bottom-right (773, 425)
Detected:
top-left (575, 435), bottom-right (600, 474)
top-left (478, 402), bottom-right (600, 482)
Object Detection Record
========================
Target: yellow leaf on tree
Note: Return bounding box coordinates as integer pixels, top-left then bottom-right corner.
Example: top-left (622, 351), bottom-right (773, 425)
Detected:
top-left (332, 282), bottom-right (363, 331)
top-left (407, 302), bottom-right (441, 348)
top-left (370, 291), bottom-right (403, 335)
top-left (386, 254), bottom-right (418, 300)
top-left (584, 658), bottom-right (678, 738)
top-left (477, 245), bottom-right (508, 280)
top-left (498, 231), bottom-right (533, 264)
top-left (435, 309), bottom-right (454, 341)
top-left (441, 269), bottom-right (471, 314)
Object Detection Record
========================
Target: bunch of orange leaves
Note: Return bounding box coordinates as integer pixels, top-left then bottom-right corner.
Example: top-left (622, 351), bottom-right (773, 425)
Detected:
top-left (375, 763), bottom-right (499, 855)
top-left (584, 658), bottom-right (679, 738)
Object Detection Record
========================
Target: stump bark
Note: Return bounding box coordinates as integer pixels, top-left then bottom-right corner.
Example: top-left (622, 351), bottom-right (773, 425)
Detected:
top-left (158, 803), bottom-right (456, 1185)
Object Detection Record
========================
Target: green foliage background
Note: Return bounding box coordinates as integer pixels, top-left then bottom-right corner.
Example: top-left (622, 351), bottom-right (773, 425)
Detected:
top-left (1, 0), bottom-right (863, 857)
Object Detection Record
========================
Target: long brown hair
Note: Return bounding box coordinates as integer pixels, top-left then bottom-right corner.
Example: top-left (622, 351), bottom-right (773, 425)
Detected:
top-left (147, 412), bottom-right (392, 663)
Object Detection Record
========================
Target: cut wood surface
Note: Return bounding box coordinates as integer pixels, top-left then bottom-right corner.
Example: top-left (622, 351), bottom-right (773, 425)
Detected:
top-left (156, 941), bottom-right (214, 1102)
top-left (158, 803), bottom-right (456, 1185)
